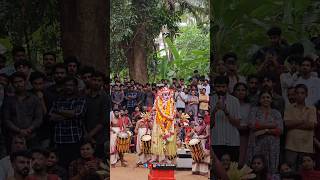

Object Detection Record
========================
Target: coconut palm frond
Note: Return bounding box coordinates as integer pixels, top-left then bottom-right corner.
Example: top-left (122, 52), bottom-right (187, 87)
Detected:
top-left (227, 162), bottom-right (256, 180)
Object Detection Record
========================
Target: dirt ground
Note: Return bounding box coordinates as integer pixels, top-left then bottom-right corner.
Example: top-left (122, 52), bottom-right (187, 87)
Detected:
top-left (110, 153), bottom-right (208, 180)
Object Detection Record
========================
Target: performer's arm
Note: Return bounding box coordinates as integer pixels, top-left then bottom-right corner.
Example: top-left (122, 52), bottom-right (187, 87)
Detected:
top-left (127, 117), bottom-right (133, 128)
top-left (134, 121), bottom-right (140, 134)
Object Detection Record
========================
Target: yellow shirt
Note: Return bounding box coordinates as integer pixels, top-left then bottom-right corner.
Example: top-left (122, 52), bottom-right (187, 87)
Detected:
top-left (199, 94), bottom-right (209, 110)
top-left (284, 104), bottom-right (317, 153)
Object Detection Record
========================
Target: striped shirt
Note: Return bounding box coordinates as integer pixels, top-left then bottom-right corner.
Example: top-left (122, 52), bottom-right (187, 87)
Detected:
top-left (211, 94), bottom-right (241, 146)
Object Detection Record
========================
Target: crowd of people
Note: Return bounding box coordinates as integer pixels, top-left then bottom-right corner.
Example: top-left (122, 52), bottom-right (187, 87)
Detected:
top-left (0, 25), bottom-right (319, 180)
top-left (211, 27), bottom-right (320, 180)
top-left (0, 48), bottom-right (108, 180)
top-left (110, 70), bottom-right (211, 176)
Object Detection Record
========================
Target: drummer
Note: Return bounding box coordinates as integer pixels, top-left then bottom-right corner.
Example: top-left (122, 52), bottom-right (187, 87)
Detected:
top-left (134, 113), bottom-right (152, 167)
top-left (110, 109), bottom-right (128, 167)
top-left (188, 115), bottom-right (210, 176)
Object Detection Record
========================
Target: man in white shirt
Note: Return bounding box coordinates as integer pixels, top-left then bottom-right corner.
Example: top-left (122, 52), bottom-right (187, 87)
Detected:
top-left (174, 86), bottom-right (187, 113)
top-left (294, 57), bottom-right (320, 106)
top-left (198, 79), bottom-right (210, 96)
top-left (203, 79), bottom-right (210, 95)
top-left (280, 55), bottom-right (300, 105)
top-left (0, 136), bottom-right (27, 180)
top-left (211, 76), bottom-right (241, 162)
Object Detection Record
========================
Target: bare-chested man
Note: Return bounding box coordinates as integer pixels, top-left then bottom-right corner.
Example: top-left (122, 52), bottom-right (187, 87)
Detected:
top-left (134, 113), bottom-right (152, 167)
top-left (110, 109), bottom-right (128, 168)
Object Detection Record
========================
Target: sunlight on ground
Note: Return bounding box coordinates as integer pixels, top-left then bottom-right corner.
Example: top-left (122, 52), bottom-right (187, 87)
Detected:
top-left (110, 153), bottom-right (208, 180)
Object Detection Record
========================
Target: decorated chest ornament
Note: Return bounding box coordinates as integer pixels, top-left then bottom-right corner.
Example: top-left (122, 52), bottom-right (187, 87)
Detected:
top-left (154, 87), bottom-right (177, 146)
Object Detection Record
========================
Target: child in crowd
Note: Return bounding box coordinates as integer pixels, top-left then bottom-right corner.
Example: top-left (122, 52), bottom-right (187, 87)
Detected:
top-left (300, 155), bottom-right (320, 180)
top-left (47, 149), bottom-right (68, 180)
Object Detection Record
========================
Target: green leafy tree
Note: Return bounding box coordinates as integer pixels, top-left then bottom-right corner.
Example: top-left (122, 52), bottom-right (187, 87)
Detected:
top-left (211, 0), bottom-right (320, 76)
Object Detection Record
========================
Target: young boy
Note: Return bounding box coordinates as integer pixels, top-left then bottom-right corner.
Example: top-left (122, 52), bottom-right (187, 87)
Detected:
top-left (300, 155), bottom-right (320, 180)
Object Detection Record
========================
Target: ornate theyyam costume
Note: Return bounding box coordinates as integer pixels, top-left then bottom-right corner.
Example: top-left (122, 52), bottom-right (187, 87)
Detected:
top-left (151, 87), bottom-right (177, 160)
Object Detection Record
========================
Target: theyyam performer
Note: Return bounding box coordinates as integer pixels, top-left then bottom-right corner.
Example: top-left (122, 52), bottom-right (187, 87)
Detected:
top-left (135, 112), bottom-right (153, 166)
top-left (151, 87), bottom-right (177, 163)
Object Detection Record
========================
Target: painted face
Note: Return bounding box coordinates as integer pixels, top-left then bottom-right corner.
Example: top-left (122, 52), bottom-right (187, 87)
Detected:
top-left (161, 92), bottom-right (171, 101)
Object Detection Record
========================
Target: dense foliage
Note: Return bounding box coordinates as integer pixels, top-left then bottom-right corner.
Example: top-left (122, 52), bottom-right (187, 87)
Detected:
top-left (0, 0), bottom-right (60, 66)
top-left (111, 0), bottom-right (209, 81)
top-left (211, 0), bottom-right (320, 76)
top-left (111, 0), bottom-right (181, 75)
top-left (153, 25), bottom-right (209, 82)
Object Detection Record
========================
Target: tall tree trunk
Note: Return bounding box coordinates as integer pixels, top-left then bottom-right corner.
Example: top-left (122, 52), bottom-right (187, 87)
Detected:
top-left (128, 24), bottom-right (148, 84)
top-left (59, 0), bottom-right (108, 73)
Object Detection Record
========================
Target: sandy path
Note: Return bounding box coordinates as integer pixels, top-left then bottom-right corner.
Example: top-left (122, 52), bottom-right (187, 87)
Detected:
top-left (110, 153), bottom-right (208, 180)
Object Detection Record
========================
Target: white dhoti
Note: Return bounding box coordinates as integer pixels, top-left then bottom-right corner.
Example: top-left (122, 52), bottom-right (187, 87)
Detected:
top-left (110, 127), bottom-right (120, 165)
top-left (192, 139), bottom-right (210, 176)
top-left (136, 128), bottom-right (151, 164)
